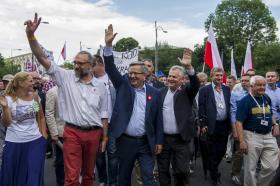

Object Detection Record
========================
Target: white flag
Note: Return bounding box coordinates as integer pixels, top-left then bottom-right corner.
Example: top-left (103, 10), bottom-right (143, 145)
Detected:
top-left (230, 49), bottom-right (237, 79)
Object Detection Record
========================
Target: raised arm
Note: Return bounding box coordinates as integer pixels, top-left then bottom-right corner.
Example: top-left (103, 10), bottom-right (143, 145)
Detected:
top-left (178, 48), bottom-right (199, 100)
top-left (103, 24), bottom-right (124, 89)
top-left (24, 13), bottom-right (51, 70)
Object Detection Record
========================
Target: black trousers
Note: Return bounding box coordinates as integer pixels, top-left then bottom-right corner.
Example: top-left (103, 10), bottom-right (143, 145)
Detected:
top-left (157, 134), bottom-right (191, 186)
top-left (208, 120), bottom-right (229, 182)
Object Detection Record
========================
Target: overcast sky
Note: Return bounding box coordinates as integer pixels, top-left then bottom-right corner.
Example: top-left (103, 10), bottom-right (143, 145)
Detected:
top-left (0, 0), bottom-right (279, 63)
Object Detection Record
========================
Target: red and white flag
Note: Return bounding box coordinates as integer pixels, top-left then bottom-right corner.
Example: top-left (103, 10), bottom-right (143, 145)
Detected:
top-left (243, 41), bottom-right (254, 74)
top-left (61, 42), bottom-right (66, 60)
top-left (204, 23), bottom-right (226, 82)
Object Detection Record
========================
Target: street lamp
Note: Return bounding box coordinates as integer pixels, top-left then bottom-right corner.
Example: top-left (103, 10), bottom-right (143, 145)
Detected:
top-left (155, 21), bottom-right (168, 75)
top-left (41, 21), bottom-right (49, 24)
top-left (10, 48), bottom-right (22, 57)
top-left (80, 41), bottom-right (93, 52)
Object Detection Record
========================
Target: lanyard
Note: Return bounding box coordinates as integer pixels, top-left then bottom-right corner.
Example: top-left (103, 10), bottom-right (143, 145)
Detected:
top-left (250, 94), bottom-right (265, 119)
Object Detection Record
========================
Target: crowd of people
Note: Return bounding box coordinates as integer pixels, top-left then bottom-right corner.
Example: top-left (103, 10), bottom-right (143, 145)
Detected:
top-left (0, 13), bottom-right (280, 186)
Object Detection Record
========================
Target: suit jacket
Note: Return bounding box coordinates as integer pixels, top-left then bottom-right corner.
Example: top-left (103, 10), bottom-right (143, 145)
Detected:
top-left (198, 84), bottom-right (231, 135)
top-left (104, 55), bottom-right (164, 154)
top-left (150, 79), bottom-right (165, 89)
top-left (160, 74), bottom-right (200, 142)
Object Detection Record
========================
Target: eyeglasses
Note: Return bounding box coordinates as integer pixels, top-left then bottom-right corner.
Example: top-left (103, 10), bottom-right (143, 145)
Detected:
top-left (73, 61), bottom-right (90, 66)
top-left (128, 72), bottom-right (144, 76)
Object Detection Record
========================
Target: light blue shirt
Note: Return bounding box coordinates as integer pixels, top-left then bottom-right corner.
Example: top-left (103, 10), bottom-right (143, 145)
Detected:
top-left (103, 47), bottom-right (147, 136)
top-left (125, 86), bottom-right (147, 136)
top-left (266, 85), bottom-right (280, 121)
top-left (230, 88), bottom-right (248, 125)
top-left (212, 83), bottom-right (227, 121)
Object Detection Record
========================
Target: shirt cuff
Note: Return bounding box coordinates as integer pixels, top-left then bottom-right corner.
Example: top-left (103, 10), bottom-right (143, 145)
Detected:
top-left (186, 68), bottom-right (195, 76)
top-left (101, 111), bottom-right (109, 119)
top-left (103, 47), bottom-right (113, 56)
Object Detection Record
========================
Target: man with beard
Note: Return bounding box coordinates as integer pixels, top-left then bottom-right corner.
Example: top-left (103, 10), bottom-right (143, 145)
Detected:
top-left (24, 13), bottom-right (109, 186)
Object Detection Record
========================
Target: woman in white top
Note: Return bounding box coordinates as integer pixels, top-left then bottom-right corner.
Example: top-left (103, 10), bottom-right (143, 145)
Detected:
top-left (0, 71), bottom-right (47, 186)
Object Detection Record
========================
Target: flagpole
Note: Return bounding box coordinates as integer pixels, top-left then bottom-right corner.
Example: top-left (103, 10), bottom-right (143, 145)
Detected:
top-left (202, 62), bottom-right (205, 72)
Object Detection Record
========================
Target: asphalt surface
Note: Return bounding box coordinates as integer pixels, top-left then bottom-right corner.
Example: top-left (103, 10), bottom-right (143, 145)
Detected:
top-left (44, 156), bottom-right (237, 186)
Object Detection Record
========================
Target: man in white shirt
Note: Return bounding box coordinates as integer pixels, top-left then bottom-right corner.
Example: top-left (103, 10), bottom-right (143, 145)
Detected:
top-left (24, 13), bottom-right (109, 186)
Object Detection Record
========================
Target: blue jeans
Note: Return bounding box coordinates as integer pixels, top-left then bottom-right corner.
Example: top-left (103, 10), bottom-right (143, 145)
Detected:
top-left (55, 139), bottom-right (64, 186)
top-left (107, 133), bottom-right (118, 186)
top-left (96, 152), bottom-right (107, 183)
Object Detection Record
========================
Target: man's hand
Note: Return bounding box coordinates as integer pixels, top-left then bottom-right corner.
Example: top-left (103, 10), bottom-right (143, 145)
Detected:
top-left (0, 96), bottom-right (7, 108)
top-left (100, 138), bottom-right (108, 153)
top-left (272, 124), bottom-right (280, 136)
top-left (201, 126), bottom-right (208, 134)
top-left (178, 48), bottom-right (193, 69)
top-left (155, 144), bottom-right (163, 155)
top-left (24, 13), bottom-right (41, 37)
top-left (239, 141), bottom-right (248, 154)
top-left (51, 135), bottom-right (59, 142)
top-left (105, 24), bottom-right (117, 47)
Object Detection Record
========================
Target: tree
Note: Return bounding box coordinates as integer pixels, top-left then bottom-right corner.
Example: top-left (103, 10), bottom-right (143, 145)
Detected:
top-left (204, 0), bottom-right (278, 73)
top-left (113, 37), bottom-right (139, 52)
top-left (139, 42), bottom-right (185, 75)
top-left (61, 61), bottom-right (74, 69)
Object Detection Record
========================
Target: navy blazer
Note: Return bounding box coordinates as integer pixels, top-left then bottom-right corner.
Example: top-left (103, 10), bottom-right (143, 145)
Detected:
top-left (160, 74), bottom-right (200, 142)
top-left (198, 84), bottom-right (231, 135)
top-left (104, 55), bottom-right (164, 154)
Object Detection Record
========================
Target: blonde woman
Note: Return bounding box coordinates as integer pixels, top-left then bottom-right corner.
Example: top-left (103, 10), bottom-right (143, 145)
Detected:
top-left (0, 72), bottom-right (47, 186)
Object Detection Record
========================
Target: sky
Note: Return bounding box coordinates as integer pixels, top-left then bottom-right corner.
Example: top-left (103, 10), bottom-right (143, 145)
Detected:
top-left (0, 0), bottom-right (279, 63)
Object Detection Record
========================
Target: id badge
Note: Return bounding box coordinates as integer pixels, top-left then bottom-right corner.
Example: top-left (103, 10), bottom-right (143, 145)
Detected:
top-left (260, 119), bottom-right (268, 126)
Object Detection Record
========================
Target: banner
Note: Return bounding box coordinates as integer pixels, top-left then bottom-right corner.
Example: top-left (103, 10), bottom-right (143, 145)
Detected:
top-left (100, 46), bottom-right (139, 75)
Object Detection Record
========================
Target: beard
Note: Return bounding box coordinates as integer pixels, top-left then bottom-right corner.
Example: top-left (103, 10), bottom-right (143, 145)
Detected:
top-left (75, 68), bottom-right (91, 78)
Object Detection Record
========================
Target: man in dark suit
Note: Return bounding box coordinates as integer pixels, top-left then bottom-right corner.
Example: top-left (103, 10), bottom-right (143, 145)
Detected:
top-left (103, 24), bottom-right (163, 186)
top-left (198, 67), bottom-right (231, 186)
top-left (143, 59), bottom-right (165, 89)
top-left (157, 48), bottom-right (200, 186)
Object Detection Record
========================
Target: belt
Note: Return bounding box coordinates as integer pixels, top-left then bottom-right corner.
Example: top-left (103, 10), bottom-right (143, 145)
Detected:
top-left (123, 133), bottom-right (147, 140)
top-left (245, 129), bottom-right (270, 135)
top-left (164, 133), bottom-right (181, 138)
top-left (66, 122), bottom-right (101, 131)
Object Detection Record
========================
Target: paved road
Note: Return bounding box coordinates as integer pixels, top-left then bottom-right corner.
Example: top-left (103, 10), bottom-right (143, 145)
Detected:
top-left (44, 156), bottom-right (237, 186)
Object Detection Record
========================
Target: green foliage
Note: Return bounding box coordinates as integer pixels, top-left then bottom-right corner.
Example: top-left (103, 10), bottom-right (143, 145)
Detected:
top-left (253, 42), bottom-right (280, 75)
top-left (113, 37), bottom-right (139, 52)
top-left (204, 0), bottom-right (278, 74)
top-left (139, 43), bottom-right (185, 75)
top-left (0, 58), bottom-right (21, 78)
top-left (62, 61), bottom-right (74, 69)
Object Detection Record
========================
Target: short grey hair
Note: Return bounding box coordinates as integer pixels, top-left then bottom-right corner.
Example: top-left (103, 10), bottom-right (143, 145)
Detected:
top-left (210, 67), bottom-right (224, 77)
top-left (129, 62), bottom-right (148, 74)
top-left (169, 65), bottom-right (186, 76)
top-left (250, 75), bottom-right (266, 86)
top-left (77, 51), bottom-right (94, 65)
top-left (197, 72), bottom-right (208, 79)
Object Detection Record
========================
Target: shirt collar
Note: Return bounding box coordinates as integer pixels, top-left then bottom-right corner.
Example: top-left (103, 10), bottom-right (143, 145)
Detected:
top-left (135, 84), bottom-right (146, 93)
top-left (212, 82), bottom-right (222, 91)
top-left (75, 75), bottom-right (97, 86)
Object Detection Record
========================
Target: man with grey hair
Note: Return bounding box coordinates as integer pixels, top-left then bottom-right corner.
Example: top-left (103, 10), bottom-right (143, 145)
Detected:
top-left (199, 67), bottom-right (231, 185)
top-left (25, 13), bottom-right (109, 186)
top-left (157, 48), bottom-right (200, 185)
top-left (104, 24), bottom-right (163, 186)
top-left (236, 75), bottom-right (279, 186)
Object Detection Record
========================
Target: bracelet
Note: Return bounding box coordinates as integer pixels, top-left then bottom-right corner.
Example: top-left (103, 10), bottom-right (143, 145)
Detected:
top-left (28, 35), bottom-right (37, 41)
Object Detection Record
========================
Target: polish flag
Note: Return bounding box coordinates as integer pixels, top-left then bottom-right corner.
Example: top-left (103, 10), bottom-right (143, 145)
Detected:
top-left (243, 41), bottom-right (254, 74)
top-left (61, 42), bottom-right (66, 60)
top-left (230, 49), bottom-right (237, 79)
top-left (204, 23), bottom-right (226, 82)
